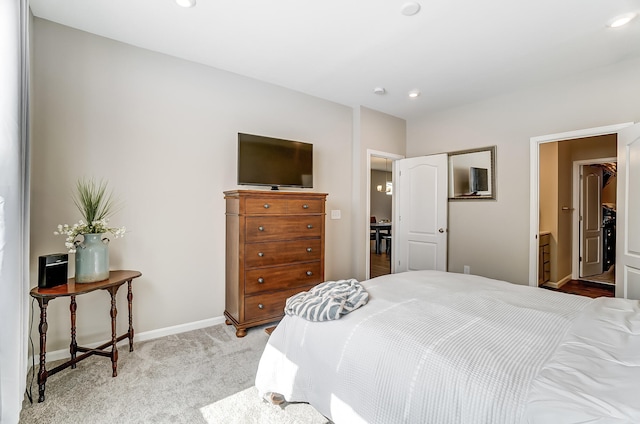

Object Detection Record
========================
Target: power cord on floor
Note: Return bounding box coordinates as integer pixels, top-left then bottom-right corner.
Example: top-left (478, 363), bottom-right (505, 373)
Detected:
top-left (25, 297), bottom-right (36, 404)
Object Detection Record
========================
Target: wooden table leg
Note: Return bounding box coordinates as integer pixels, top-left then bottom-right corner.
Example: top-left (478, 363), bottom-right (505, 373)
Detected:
top-left (127, 280), bottom-right (134, 352)
top-left (107, 286), bottom-right (119, 377)
top-left (70, 295), bottom-right (77, 369)
top-left (36, 298), bottom-right (49, 402)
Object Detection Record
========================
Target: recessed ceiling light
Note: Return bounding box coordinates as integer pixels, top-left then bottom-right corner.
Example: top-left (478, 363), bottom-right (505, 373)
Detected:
top-left (373, 87), bottom-right (386, 95)
top-left (608, 13), bottom-right (636, 28)
top-left (408, 90), bottom-right (420, 98)
top-left (175, 0), bottom-right (196, 8)
top-left (401, 2), bottom-right (421, 16)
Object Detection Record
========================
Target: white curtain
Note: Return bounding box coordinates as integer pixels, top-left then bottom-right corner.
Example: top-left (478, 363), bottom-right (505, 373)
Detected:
top-left (0, 0), bottom-right (30, 423)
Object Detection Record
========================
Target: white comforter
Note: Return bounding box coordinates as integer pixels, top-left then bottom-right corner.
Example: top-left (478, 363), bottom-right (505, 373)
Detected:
top-left (255, 271), bottom-right (640, 424)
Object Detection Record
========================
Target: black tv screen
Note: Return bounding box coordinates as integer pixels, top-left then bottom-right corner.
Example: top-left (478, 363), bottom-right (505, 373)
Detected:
top-left (469, 167), bottom-right (489, 193)
top-left (237, 133), bottom-right (313, 189)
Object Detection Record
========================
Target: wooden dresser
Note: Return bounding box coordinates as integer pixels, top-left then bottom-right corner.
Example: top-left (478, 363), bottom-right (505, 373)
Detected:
top-left (224, 190), bottom-right (327, 337)
top-left (538, 232), bottom-right (551, 286)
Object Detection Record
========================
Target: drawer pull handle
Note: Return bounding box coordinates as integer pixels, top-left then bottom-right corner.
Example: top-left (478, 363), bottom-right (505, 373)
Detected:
top-left (306, 271), bottom-right (313, 276)
top-left (302, 204), bottom-right (309, 209)
top-left (263, 204), bottom-right (270, 209)
top-left (258, 304), bottom-right (264, 309)
top-left (258, 226), bottom-right (264, 231)
top-left (258, 252), bottom-right (264, 257)
top-left (306, 247), bottom-right (312, 252)
top-left (258, 277), bottom-right (264, 284)
top-left (307, 224), bottom-right (313, 229)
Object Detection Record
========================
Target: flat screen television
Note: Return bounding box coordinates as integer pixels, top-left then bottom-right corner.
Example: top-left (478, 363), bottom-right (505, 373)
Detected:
top-left (469, 167), bottom-right (489, 193)
top-left (237, 133), bottom-right (313, 190)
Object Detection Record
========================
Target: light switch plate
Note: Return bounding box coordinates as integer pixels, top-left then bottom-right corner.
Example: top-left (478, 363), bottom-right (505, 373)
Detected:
top-left (330, 210), bottom-right (341, 219)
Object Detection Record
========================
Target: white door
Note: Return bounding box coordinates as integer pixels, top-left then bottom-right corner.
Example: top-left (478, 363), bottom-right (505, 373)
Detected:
top-left (580, 165), bottom-right (603, 277)
top-left (394, 154), bottom-right (448, 272)
top-left (616, 123), bottom-right (640, 299)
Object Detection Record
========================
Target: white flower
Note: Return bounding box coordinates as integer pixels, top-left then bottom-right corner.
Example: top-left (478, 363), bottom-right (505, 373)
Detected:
top-left (54, 218), bottom-right (126, 253)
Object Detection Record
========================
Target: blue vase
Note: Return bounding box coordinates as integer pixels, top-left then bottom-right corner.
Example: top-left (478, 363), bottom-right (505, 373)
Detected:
top-left (75, 233), bottom-right (110, 283)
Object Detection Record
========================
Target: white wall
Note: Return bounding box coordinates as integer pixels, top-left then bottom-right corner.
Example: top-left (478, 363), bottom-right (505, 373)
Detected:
top-left (31, 19), bottom-right (355, 351)
top-left (353, 107), bottom-right (406, 280)
top-left (407, 57), bottom-right (640, 284)
top-left (370, 170), bottom-right (392, 221)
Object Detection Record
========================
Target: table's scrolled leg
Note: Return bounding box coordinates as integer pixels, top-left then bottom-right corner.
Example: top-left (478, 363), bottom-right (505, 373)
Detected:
top-left (37, 298), bottom-right (49, 402)
top-left (127, 280), bottom-right (134, 352)
top-left (70, 295), bottom-right (77, 369)
top-left (108, 287), bottom-right (119, 377)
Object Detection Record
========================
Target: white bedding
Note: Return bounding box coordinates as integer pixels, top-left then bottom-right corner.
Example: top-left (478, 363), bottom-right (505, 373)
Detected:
top-left (255, 271), bottom-right (640, 424)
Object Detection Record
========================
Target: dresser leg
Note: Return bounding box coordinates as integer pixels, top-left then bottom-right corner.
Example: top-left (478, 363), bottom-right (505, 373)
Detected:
top-left (235, 328), bottom-right (247, 338)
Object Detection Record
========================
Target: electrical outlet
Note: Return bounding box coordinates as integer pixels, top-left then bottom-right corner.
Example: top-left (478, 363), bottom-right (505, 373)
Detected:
top-left (463, 265), bottom-right (470, 274)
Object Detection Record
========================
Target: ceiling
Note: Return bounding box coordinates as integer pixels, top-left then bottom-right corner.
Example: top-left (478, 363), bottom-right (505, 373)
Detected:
top-left (29, 0), bottom-right (640, 121)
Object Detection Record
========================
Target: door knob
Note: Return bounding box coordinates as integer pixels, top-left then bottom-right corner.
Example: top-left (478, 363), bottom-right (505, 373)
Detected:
top-left (439, 228), bottom-right (445, 233)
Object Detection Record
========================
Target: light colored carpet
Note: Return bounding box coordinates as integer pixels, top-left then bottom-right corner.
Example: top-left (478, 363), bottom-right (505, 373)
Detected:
top-left (200, 386), bottom-right (328, 424)
top-left (19, 323), bottom-right (328, 424)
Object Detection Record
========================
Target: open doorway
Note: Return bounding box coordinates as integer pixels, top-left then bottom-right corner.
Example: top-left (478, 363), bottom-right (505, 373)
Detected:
top-left (536, 133), bottom-right (617, 290)
top-left (366, 150), bottom-right (403, 279)
top-left (574, 160), bottom-right (617, 285)
top-left (370, 156), bottom-right (393, 278)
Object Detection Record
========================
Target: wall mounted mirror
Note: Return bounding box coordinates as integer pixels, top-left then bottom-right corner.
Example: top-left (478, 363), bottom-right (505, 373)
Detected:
top-left (448, 146), bottom-right (496, 200)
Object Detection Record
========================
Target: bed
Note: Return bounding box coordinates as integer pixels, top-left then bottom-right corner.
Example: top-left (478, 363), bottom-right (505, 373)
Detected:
top-left (255, 270), bottom-right (640, 423)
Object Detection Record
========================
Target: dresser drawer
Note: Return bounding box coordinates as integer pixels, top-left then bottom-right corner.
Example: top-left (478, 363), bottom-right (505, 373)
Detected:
top-left (245, 286), bottom-right (312, 321)
top-left (246, 216), bottom-right (323, 242)
top-left (540, 233), bottom-right (550, 246)
top-left (245, 262), bottom-right (323, 294)
top-left (245, 239), bottom-right (321, 268)
top-left (245, 198), bottom-right (287, 215)
top-left (287, 198), bottom-right (324, 214)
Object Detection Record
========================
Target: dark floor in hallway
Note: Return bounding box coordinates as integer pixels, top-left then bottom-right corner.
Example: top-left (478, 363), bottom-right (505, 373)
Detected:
top-left (370, 242), bottom-right (391, 278)
top-left (543, 279), bottom-right (615, 298)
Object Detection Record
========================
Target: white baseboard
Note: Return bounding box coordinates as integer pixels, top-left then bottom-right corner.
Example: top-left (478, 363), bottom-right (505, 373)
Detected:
top-left (29, 315), bottom-right (226, 364)
top-left (542, 274), bottom-right (572, 289)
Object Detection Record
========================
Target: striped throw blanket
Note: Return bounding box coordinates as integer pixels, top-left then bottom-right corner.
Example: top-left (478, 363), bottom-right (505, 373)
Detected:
top-left (284, 279), bottom-right (369, 321)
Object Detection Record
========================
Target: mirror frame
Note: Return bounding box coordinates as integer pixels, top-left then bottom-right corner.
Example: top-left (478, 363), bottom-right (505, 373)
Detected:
top-left (448, 146), bottom-right (496, 200)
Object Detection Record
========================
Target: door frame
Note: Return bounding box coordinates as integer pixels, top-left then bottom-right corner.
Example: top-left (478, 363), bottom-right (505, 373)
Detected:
top-left (571, 157), bottom-right (616, 280)
top-left (528, 122), bottom-right (633, 286)
top-left (366, 149), bottom-right (404, 279)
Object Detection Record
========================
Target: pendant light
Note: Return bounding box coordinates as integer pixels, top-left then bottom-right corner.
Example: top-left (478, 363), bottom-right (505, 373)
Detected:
top-left (376, 159), bottom-right (393, 194)
top-left (384, 159), bottom-right (392, 195)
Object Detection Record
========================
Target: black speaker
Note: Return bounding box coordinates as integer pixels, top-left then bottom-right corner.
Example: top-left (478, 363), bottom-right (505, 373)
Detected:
top-left (38, 254), bottom-right (69, 288)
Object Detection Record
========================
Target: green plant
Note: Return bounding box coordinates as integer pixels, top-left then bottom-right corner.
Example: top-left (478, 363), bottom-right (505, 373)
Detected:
top-left (54, 178), bottom-right (126, 252)
top-left (72, 178), bottom-right (117, 227)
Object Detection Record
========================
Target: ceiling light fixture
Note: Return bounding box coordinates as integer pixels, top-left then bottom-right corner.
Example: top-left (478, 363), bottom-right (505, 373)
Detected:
top-left (408, 90), bottom-right (420, 98)
top-left (175, 0), bottom-right (196, 8)
top-left (373, 87), bottom-right (386, 95)
top-left (401, 2), bottom-right (421, 16)
top-left (608, 13), bottom-right (636, 28)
